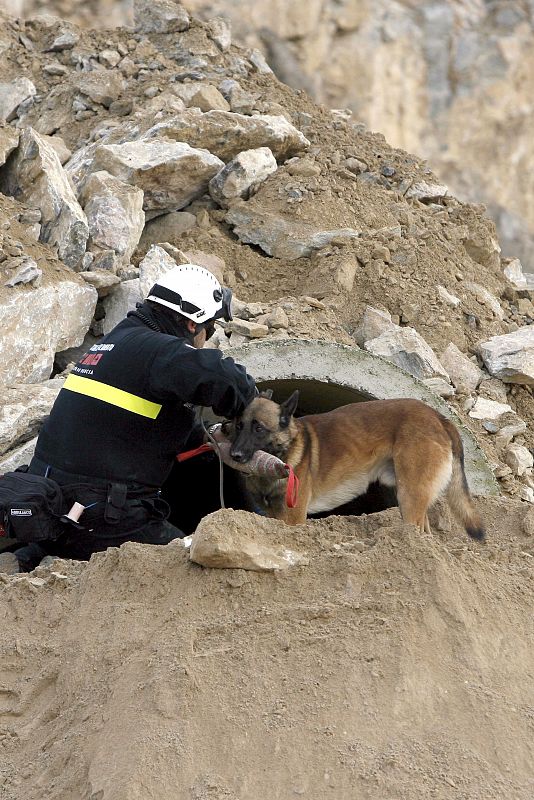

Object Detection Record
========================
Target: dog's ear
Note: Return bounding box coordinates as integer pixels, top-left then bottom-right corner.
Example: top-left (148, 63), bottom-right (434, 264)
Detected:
top-left (279, 390), bottom-right (299, 428)
top-left (260, 388), bottom-right (273, 400)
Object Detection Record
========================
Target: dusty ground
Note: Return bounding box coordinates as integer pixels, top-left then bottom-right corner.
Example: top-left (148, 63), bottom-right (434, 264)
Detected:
top-left (1, 500), bottom-right (533, 800)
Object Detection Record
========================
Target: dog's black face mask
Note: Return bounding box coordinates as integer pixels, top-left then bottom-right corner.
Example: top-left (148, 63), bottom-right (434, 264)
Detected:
top-left (228, 390), bottom-right (299, 463)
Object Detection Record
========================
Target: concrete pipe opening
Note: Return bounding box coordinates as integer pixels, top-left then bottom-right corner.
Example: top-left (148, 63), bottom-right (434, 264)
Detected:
top-left (163, 338), bottom-right (498, 533)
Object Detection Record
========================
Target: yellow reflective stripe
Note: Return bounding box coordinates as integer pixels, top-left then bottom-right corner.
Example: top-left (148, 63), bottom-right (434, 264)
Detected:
top-left (63, 373), bottom-right (162, 419)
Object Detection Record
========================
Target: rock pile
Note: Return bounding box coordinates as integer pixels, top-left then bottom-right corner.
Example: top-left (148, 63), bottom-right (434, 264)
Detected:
top-left (0, 1), bottom-right (533, 505)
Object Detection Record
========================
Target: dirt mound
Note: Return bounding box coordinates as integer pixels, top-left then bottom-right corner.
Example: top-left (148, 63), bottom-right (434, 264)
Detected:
top-left (1, 500), bottom-right (534, 799)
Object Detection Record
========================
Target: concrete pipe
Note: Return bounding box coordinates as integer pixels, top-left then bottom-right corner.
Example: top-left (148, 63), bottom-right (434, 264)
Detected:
top-left (230, 338), bottom-right (499, 498)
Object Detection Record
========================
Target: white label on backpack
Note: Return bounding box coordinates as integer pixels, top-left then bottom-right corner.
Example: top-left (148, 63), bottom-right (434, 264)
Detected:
top-left (10, 508), bottom-right (32, 516)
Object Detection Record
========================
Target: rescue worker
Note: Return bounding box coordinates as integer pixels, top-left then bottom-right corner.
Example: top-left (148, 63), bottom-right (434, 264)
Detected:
top-left (6, 263), bottom-right (256, 572)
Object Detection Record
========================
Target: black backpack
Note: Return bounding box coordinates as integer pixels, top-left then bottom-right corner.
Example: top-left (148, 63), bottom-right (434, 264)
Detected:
top-left (0, 471), bottom-right (65, 543)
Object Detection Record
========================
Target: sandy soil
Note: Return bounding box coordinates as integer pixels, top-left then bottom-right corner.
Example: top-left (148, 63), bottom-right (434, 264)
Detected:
top-left (1, 500), bottom-right (533, 800)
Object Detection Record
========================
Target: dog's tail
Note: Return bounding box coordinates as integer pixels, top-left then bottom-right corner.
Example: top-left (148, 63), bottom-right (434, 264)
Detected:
top-left (442, 418), bottom-right (486, 541)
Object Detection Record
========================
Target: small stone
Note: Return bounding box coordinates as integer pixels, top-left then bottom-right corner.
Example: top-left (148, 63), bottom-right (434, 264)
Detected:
top-left (45, 30), bottom-right (79, 52)
top-left (189, 84), bottom-right (231, 113)
top-left (519, 487), bottom-right (534, 504)
top-left (226, 319), bottom-right (269, 338)
top-left (344, 157), bottom-right (367, 174)
top-left (99, 49), bottom-right (121, 68)
top-left (440, 342), bottom-right (483, 392)
top-left (265, 307), bottom-right (289, 330)
top-left (286, 158), bottom-right (321, 177)
top-left (364, 326), bottom-right (449, 381)
top-left (209, 147), bottom-right (277, 206)
top-left (405, 181), bottom-right (448, 201)
top-left (421, 377), bottom-right (455, 398)
top-left (43, 63), bottom-right (69, 76)
top-left (134, 0), bottom-right (190, 34)
top-left (504, 444), bottom-right (534, 477)
top-left (438, 285), bottom-right (461, 308)
top-left (208, 17), bottom-right (232, 51)
top-left (478, 327), bottom-right (534, 386)
top-left (495, 421), bottom-right (528, 451)
top-left (521, 507), bottom-right (534, 535)
top-left (0, 77), bottom-right (37, 123)
top-left (80, 270), bottom-right (121, 297)
top-left (4, 259), bottom-right (42, 288)
top-left (469, 396), bottom-right (513, 421)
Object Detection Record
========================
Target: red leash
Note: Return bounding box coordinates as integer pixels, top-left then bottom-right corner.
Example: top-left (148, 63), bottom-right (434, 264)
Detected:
top-left (176, 445), bottom-right (300, 508)
top-left (176, 444), bottom-right (212, 462)
top-left (285, 465), bottom-right (299, 509)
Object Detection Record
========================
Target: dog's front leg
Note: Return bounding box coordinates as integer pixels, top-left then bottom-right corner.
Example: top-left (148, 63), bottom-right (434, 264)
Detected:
top-left (274, 483), bottom-right (310, 526)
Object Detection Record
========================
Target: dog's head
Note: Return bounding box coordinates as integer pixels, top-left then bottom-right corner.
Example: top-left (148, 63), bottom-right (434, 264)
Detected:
top-left (228, 389), bottom-right (299, 463)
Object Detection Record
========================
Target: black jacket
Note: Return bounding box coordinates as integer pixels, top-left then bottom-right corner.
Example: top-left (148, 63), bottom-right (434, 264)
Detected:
top-left (35, 306), bottom-right (256, 486)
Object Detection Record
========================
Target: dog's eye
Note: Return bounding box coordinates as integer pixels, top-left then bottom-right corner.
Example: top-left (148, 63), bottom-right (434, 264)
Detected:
top-left (253, 421), bottom-right (266, 434)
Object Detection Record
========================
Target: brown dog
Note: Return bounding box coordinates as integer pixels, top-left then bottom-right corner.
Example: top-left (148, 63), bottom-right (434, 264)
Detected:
top-left (227, 390), bottom-right (485, 538)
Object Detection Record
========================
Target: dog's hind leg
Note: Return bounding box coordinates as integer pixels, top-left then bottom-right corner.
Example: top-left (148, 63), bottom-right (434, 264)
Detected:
top-left (394, 445), bottom-right (452, 533)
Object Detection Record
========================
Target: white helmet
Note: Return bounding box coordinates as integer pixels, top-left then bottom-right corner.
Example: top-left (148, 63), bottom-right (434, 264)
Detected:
top-left (147, 263), bottom-right (232, 324)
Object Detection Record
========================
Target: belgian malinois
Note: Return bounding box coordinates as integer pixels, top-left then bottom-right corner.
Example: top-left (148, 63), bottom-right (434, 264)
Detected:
top-left (227, 390), bottom-right (485, 538)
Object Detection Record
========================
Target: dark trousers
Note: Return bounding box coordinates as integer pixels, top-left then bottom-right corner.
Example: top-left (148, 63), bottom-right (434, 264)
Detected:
top-left (14, 519), bottom-right (183, 571)
top-left (14, 458), bottom-right (185, 571)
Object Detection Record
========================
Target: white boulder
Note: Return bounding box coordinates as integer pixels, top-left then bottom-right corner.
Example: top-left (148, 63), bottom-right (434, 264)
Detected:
top-left (364, 327), bottom-right (450, 381)
top-left (0, 128), bottom-right (88, 269)
top-left (440, 343), bottom-right (484, 392)
top-left (145, 110), bottom-right (309, 161)
top-left (80, 171), bottom-right (145, 265)
top-left (0, 77), bottom-right (36, 122)
top-left (209, 147), bottom-right (277, 206)
top-left (478, 327), bottom-right (534, 386)
top-left (93, 138), bottom-right (223, 214)
top-left (0, 279), bottom-right (97, 385)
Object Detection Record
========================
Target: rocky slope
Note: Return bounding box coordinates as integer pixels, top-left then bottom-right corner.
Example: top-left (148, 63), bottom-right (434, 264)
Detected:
top-left (1, 502), bottom-right (534, 799)
top-left (5, 0), bottom-right (534, 273)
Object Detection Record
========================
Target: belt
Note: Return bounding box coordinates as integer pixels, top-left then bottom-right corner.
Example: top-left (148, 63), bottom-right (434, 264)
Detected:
top-left (28, 457), bottom-right (156, 494)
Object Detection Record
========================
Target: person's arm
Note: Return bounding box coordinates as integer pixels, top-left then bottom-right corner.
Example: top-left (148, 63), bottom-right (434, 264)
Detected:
top-left (150, 339), bottom-right (256, 419)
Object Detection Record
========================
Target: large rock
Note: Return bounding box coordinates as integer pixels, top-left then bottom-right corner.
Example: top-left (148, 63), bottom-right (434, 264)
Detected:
top-left (92, 138), bottom-right (223, 214)
top-left (139, 211), bottom-right (196, 250)
top-left (73, 70), bottom-right (125, 109)
top-left (0, 128), bottom-right (89, 269)
top-left (209, 147), bottom-right (277, 205)
top-left (102, 279), bottom-right (142, 335)
top-left (0, 436), bottom-right (38, 474)
top-left (468, 396), bottom-right (513, 421)
top-left (478, 327), bottom-right (534, 386)
top-left (226, 205), bottom-right (360, 259)
top-left (80, 171), bottom-right (145, 265)
top-left (190, 509), bottom-right (309, 571)
top-left (364, 327), bottom-right (450, 381)
top-left (0, 380), bottom-right (64, 456)
top-left (0, 77), bottom-right (36, 122)
top-left (0, 279), bottom-right (97, 385)
top-left (145, 110), bottom-right (310, 161)
top-left (439, 342), bottom-right (484, 393)
top-left (0, 125), bottom-right (19, 166)
top-left (353, 306), bottom-right (397, 346)
top-left (134, 0), bottom-right (190, 33)
top-left (138, 245), bottom-right (180, 298)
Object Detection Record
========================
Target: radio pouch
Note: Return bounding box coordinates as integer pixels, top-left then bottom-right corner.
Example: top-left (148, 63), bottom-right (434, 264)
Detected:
top-left (0, 472), bottom-right (65, 543)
